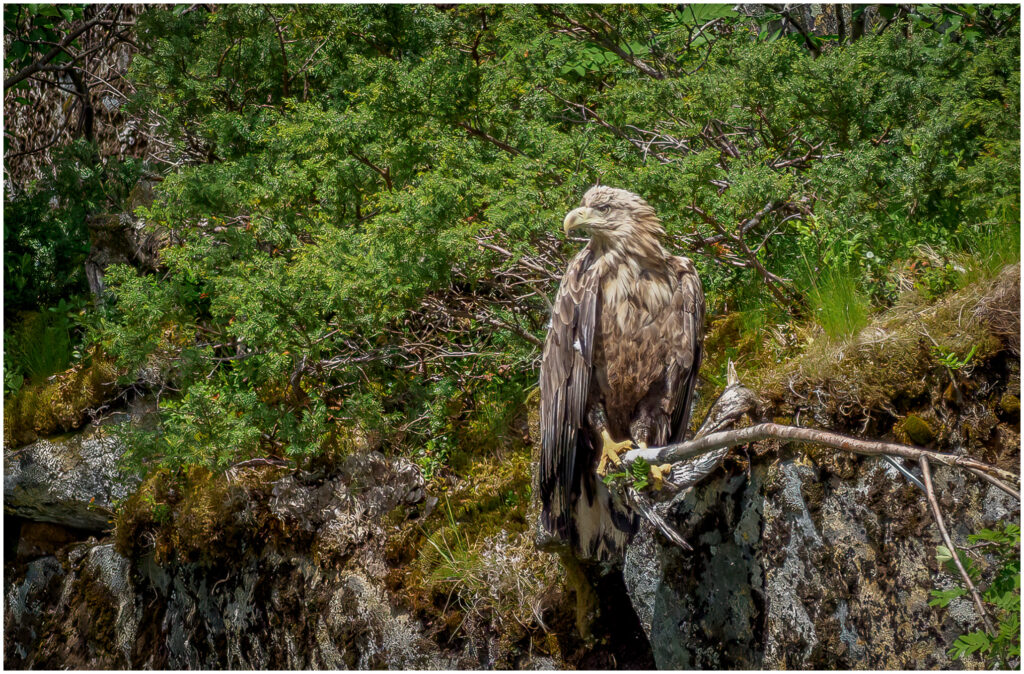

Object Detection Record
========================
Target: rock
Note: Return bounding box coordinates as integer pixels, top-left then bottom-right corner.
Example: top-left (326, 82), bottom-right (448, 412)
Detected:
top-left (897, 414), bottom-right (935, 445)
top-left (3, 450), bottom-right (449, 669)
top-left (84, 181), bottom-right (166, 300)
top-left (4, 555), bottom-right (64, 665)
top-left (623, 454), bottom-right (1018, 669)
top-left (14, 521), bottom-right (84, 559)
top-left (623, 469), bottom-right (764, 669)
top-left (4, 425), bottom-right (138, 531)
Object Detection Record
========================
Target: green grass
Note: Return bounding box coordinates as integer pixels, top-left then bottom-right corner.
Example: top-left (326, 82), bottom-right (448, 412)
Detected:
top-left (806, 266), bottom-right (872, 340)
top-left (5, 310), bottom-right (75, 385)
top-left (955, 221), bottom-right (1021, 288)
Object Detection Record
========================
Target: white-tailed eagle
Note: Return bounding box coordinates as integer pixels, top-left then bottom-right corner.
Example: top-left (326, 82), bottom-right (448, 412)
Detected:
top-left (539, 185), bottom-right (705, 561)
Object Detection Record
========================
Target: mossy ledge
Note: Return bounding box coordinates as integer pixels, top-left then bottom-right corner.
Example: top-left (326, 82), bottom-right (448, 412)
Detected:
top-left (4, 349), bottom-right (120, 449)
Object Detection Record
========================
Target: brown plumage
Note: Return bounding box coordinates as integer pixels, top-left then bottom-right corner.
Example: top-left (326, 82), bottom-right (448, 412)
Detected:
top-left (538, 186), bottom-right (705, 561)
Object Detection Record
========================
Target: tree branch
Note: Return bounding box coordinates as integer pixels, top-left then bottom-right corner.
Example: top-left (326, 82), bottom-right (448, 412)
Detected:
top-left (4, 5), bottom-right (112, 90)
top-left (456, 121), bottom-right (524, 157)
top-left (920, 456), bottom-right (995, 633)
top-left (622, 421), bottom-right (1020, 489)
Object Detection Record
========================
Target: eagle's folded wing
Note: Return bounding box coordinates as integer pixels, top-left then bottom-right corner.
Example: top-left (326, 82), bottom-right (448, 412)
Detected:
top-left (670, 257), bottom-right (706, 444)
top-left (539, 247), bottom-right (597, 540)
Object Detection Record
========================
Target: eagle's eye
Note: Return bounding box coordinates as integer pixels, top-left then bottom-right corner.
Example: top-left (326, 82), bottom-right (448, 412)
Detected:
top-left (596, 204), bottom-right (610, 213)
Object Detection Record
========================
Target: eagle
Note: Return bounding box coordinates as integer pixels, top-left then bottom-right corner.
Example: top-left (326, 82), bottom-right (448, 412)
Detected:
top-left (538, 185), bottom-right (705, 561)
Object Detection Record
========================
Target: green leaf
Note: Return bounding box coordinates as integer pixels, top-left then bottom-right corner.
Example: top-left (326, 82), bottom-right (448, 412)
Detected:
top-left (991, 591), bottom-right (1020, 613)
top-left (929, 587), bottom-right (966, 607)
top-left (631, 457), bottom-right (650, 481)
top-left (949, 630), bottom-right (991, 659)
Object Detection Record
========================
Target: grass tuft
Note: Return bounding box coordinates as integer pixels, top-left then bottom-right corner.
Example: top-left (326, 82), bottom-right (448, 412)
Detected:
top-left (806, 266), bottom-right (872, 341)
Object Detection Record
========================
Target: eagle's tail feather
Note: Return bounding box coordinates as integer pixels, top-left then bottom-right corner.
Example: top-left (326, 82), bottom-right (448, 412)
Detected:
top-left (573, 470), bottom-right (637, 561)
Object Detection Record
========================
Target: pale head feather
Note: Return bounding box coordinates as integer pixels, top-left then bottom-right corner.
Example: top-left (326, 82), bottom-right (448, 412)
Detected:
top-left (568, 185), bottom-right (667, 262)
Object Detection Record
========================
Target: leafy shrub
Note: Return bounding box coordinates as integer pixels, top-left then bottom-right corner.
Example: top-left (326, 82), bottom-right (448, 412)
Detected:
top-left (3, 141), bottom-right (144, 314)
top-left (930, 522), bottom-right (1021, 669)
top-left (6, 6), bottom-right (1017, 476)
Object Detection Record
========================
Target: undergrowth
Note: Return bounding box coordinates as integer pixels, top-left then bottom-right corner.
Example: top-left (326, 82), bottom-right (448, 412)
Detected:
top-left (3, 347), bottom-right (119, 448)
top-left (929, 522), bottom-right (1021, 669)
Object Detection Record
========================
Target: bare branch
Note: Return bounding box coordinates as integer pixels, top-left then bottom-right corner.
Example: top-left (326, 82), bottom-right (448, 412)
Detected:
top-left (920, 457), bottom-right (995, 632)
top-left (622, 423), bottom-right (1020, 489)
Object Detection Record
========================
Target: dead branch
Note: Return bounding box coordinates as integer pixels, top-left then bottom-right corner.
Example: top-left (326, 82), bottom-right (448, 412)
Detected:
top-left (920, 456), bottom-right (994, 632)
top-left (622, 419), bottom-right (1019, 489)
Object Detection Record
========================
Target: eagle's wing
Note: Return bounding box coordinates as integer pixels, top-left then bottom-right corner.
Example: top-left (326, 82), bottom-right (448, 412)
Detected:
top-left (539, 246), bottom-right (597, 541)
top-left (669, 256), bottom-right (706, 443)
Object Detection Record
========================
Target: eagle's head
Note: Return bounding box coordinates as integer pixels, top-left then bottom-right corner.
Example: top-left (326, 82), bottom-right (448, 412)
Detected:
top-left (562, 186), bottom-right (666, 250)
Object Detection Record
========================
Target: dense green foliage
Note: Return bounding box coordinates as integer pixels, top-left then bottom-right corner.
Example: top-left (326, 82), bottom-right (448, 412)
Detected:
top-left (3, 140), bottom-right (142, 395)
top-left (4, 6), bottom-right (1020, 479)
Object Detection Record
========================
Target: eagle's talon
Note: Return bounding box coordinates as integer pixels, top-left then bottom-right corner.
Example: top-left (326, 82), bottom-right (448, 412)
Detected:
top-left (649, 463), bottom-right (673, 490)
top-left (596, 431), bottom-right (633, 477)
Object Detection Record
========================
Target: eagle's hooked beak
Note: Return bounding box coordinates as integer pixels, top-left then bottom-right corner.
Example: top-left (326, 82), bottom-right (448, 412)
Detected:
top-left (563, 207), bottom-right (595, 237)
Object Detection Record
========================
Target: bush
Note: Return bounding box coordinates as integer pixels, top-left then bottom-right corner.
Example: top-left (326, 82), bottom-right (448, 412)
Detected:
top-left (7, 5), bottom-right (1016, 475)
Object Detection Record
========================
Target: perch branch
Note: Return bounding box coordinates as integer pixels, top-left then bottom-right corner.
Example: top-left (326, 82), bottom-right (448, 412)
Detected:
top-left (621, 422), bottom-right (1019, 491)
top-left (602, 364), bottom-right (1016, 641)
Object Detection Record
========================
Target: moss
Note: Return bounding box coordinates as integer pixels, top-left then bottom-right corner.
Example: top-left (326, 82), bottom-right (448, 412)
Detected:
top-left (4, 349), bottom-right (119, 448)
top-left (896, 415), bottom-right (935, 446)
top-left (114, 464), bottom-right (286, 566)
top-left (998, 393), bottom-right (1020, 415)
top-left (752, 271), bottom-right (1007, 425)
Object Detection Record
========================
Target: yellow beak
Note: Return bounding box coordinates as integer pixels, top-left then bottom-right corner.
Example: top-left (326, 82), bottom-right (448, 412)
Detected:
top-left (563, 207), bottom-right (594, 237)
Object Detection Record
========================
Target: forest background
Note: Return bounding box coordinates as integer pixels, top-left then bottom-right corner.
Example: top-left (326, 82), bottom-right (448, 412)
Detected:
top-left (6, 3), bottom-right (1018, 469)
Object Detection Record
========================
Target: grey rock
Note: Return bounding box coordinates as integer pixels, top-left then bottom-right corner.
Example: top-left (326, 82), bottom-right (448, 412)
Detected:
top-left (4, 450), bottom-right (445, 670)
top-left (624, 469), bottom-right (764, 669)
top-left (624, 453), bottom-right (1018, 669)
top-left (4, 425), bottom-right (138, 530)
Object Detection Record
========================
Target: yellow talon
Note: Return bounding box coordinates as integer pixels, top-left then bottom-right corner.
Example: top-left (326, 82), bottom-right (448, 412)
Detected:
top-left (649, 463), bottom-right (674, 491)
top-left (596, 430), bottom-right (633, 477)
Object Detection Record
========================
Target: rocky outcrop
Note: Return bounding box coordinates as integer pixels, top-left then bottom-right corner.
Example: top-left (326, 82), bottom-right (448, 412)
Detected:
top-left (622, 266), bottom-right (1021, 669)
top-left (624, 455), bottom-right (1017, 669)
top-left (4, 426), bottom-right (137, 531)
top-left (4, 400), bottom-right (154, 531)
top-left (4, 451), bottom-right (456, 669)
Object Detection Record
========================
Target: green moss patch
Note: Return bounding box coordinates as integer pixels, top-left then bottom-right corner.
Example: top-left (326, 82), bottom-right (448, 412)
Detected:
top-left (4, 350), bottom-right (120, 448)
top-left (895, 415), bottom-right (936, 446)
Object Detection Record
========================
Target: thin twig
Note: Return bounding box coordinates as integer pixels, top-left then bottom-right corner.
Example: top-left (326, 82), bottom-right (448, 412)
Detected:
top-left (965, 466), bottom-right (1020, 501)
top-left (920, 457), bottom-right (994, 633)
